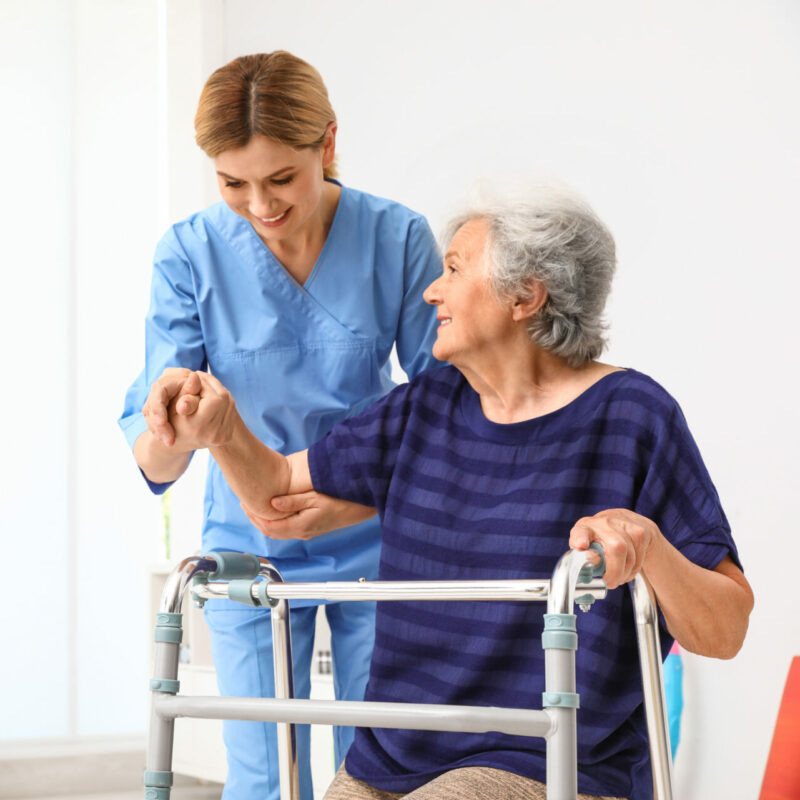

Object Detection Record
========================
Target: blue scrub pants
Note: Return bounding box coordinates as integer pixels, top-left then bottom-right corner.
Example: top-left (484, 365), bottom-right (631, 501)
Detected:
top-left (205, 600), bottom-right (376, 800)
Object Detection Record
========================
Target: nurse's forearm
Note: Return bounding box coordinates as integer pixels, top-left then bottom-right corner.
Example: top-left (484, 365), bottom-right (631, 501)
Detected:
top-left (134, 430), bottom-right (193, 484)
top-left (208, 415), bottom-right (296, 520)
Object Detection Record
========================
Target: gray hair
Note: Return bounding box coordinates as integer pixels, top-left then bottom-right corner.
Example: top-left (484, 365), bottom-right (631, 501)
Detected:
top-left (443, 187), bottom-right (616, 367)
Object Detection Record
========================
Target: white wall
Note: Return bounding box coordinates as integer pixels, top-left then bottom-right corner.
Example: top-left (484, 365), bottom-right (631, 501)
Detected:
top-left (0, 0), bottom-right (73, 739)
top-left (218, 2), bottom-right (797, 799)
top-left (71, 0), bottom-right (161, 736)
top-left (0, 0), bottom-right (161, 741)
top-left (0, 0), bottom-right (222, 747)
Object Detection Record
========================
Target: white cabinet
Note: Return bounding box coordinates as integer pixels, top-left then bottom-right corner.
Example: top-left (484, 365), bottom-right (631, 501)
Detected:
top-left (149, 565), bottom-right (336, 797)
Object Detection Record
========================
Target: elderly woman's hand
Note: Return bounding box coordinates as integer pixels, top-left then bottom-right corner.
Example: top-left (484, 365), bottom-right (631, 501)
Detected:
top-left (241, 494), bottom-right (377, 540)
top-left (569, 509), bottom-right (661, 590)
top-left (164, 370), bottom-right (240, 451)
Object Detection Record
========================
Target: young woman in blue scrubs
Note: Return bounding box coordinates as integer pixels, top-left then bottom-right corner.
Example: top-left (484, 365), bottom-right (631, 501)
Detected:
top-left (119, 51), bottom-right (440, 800)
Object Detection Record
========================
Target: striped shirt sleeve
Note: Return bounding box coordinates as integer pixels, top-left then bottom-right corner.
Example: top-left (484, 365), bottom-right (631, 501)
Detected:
top-left (308, 380), bottom-right (413, 510)
top-left (632, 388), bottom-right (741, 571)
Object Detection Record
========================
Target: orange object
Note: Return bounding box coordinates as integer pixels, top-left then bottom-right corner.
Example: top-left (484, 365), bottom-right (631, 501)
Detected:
top-left (760, 657), bottom-right (800, 800)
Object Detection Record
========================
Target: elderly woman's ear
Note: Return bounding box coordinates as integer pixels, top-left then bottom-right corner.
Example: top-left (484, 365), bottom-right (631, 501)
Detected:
top-left (510, 281), bottom-right (548, 322)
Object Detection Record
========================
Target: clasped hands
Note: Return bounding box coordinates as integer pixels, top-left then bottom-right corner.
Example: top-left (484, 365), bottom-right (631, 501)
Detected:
top-left (143, 368), bottom-right (236, 451)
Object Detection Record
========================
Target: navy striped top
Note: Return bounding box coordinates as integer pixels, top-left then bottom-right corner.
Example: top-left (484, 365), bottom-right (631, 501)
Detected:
top-left (308, 365), bottom-right (739, 800)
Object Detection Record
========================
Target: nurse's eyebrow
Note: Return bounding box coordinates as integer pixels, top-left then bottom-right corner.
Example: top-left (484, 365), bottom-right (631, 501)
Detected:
top-left (216, 166), bottom-right (294, 181)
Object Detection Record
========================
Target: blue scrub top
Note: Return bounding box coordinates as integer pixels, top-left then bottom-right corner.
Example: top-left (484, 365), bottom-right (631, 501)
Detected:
top-left (120, 184), bottom-right (441, 591)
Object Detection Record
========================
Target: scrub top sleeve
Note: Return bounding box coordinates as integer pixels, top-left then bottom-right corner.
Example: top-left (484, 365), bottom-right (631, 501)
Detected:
top-left (395, 215), bottom-right (442, 380)
top-left (118, 229), bottom-right (207, 494)
top-left (634, 400), bottom-right (741, 573)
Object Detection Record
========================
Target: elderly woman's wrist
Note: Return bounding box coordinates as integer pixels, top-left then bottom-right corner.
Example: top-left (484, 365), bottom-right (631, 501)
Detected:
top-left (206, 408), bottom-right (244, 451)
top-left (641, 524), bottom-right (673, 580)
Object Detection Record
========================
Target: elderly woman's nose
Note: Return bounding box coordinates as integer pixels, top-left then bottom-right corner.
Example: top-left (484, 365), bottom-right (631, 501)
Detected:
top-left (423, 277), bottom-right (441, 305)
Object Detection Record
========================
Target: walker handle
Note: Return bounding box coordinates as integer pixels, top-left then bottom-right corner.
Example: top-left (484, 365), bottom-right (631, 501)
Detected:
top-left (586, 542), bottom-right (606, 578)
top-left (575, 543), bottom-right (606, 611)
top-left (200, 551), bottom-right (261, 581)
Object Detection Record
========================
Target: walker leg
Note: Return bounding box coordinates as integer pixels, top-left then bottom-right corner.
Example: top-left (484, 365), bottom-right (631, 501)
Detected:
top-left (144, 613), bottom-right (183, 799)
top-left (270, 590), bottom-right (300, 799)
top-left (631, 577), bottom-right (674, 800)
top-left (544, 639), bottom-right (579, 799)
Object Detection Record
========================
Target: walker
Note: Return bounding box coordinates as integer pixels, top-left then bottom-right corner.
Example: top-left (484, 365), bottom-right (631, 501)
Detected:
top-left (144, 546), bottom-right (674, 800)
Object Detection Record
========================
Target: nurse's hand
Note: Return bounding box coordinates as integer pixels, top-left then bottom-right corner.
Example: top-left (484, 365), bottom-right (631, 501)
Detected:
top-left (241, 494), bottom-right (377, 540)
top-left (569, 508), bottom-right (660, 590)
top-left (142, 367), bottom-right (195, 448)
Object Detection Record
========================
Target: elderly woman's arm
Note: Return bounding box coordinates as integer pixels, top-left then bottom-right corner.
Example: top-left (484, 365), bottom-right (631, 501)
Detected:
top-left (570, 509), bottom-right (754, 659)
top-left (156, 371), bottom-right (375, 533)
top-left (210, 427), bottom-right (312, 522)
top-left (165, 371), bottom-right (313, 518)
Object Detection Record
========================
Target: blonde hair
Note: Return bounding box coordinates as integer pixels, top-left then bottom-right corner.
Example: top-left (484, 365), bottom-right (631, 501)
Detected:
top-left (194, 51), bottom-right (338, 178)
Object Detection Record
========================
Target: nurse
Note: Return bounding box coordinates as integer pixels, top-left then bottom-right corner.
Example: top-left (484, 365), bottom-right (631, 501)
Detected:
top-left (119, 51), bottom-right (441, 800)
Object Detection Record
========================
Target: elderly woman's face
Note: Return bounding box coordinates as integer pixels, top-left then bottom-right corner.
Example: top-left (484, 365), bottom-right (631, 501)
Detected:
top-left (423, 218), bottom-right (516, 367)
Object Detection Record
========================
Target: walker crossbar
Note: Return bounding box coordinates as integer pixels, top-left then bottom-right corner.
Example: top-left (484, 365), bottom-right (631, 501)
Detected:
top-left (155, 696), bottom-right (555, 738)
top-left (190, 577), bottom-right (608, 604)
top-left (145, 551), bottom-right (674, 800)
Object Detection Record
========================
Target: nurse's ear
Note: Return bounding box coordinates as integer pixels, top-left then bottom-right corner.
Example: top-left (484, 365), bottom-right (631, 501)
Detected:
top-left (321, 122), bottom-right (338, 169)
top-left (511, 281), bottom-right (548, 322)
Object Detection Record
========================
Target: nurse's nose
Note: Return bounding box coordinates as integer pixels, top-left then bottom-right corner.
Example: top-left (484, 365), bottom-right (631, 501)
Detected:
top-left (248, 187), bottom-right (275, 220)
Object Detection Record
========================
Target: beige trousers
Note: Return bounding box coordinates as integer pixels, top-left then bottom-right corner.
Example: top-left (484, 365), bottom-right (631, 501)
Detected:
top-left (322, 764), bottom-right (626, 800)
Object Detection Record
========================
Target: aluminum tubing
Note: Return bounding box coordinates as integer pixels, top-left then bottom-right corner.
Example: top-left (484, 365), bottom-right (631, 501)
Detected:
top-left (543, 550), bottom-right (589, 800)
top-left (146, 641), bottom-right (180, 772)
top-left (159, 555), bottom-right (217, 614)
top-left (191, 578), bottom-right (606, 605)
top-left (154, 695), bottom-right (555, 738)
top-left (267, 578), bottom-right (551, 602)
top-left (631, 577), bottom-right (674, 800)
top-left (270, 589), bottom-right (299, 800)
top-left (147, 555), bottom-right (212, 784)
top-left (544, 647), bottom-right (578, 800)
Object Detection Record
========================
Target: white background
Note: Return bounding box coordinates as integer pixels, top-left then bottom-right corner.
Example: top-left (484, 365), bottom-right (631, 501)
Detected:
top-left (1, 2), bottom-right (798, 799)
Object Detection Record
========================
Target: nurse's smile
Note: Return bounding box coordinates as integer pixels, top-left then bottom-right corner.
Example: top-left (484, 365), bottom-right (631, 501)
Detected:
top-left (254, 207), bottom-right (292, 227)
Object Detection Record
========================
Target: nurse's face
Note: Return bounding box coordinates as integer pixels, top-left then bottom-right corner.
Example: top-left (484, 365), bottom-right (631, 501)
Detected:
top-left (214, 131), bottom-right (335, 245)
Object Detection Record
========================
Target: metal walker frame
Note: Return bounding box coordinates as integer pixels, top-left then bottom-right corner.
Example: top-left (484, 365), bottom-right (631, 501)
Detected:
top-left (145, 549), bottom-right (674, 800)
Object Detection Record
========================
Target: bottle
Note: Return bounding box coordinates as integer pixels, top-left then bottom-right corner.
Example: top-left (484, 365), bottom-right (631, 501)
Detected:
top-left (317, 649), bottom-right (332, 675)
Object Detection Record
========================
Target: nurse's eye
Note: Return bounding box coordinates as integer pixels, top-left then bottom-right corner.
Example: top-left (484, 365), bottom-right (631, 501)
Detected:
top-left (225, 180), bottom-right (244, 188)
top-left (271, 175), bottom-right (295, 186)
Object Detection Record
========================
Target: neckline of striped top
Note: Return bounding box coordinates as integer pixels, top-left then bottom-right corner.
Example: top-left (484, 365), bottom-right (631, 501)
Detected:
top-left (457, 368), bottom-right (635, 444)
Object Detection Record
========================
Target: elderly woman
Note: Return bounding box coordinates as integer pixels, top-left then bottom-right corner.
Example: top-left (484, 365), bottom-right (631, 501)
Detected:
top-left (156, 186), bottom-right (753, 800)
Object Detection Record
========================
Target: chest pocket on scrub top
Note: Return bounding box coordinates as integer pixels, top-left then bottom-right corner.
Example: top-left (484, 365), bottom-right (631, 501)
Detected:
top-left (213, 338), bottom-right (384, 454)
